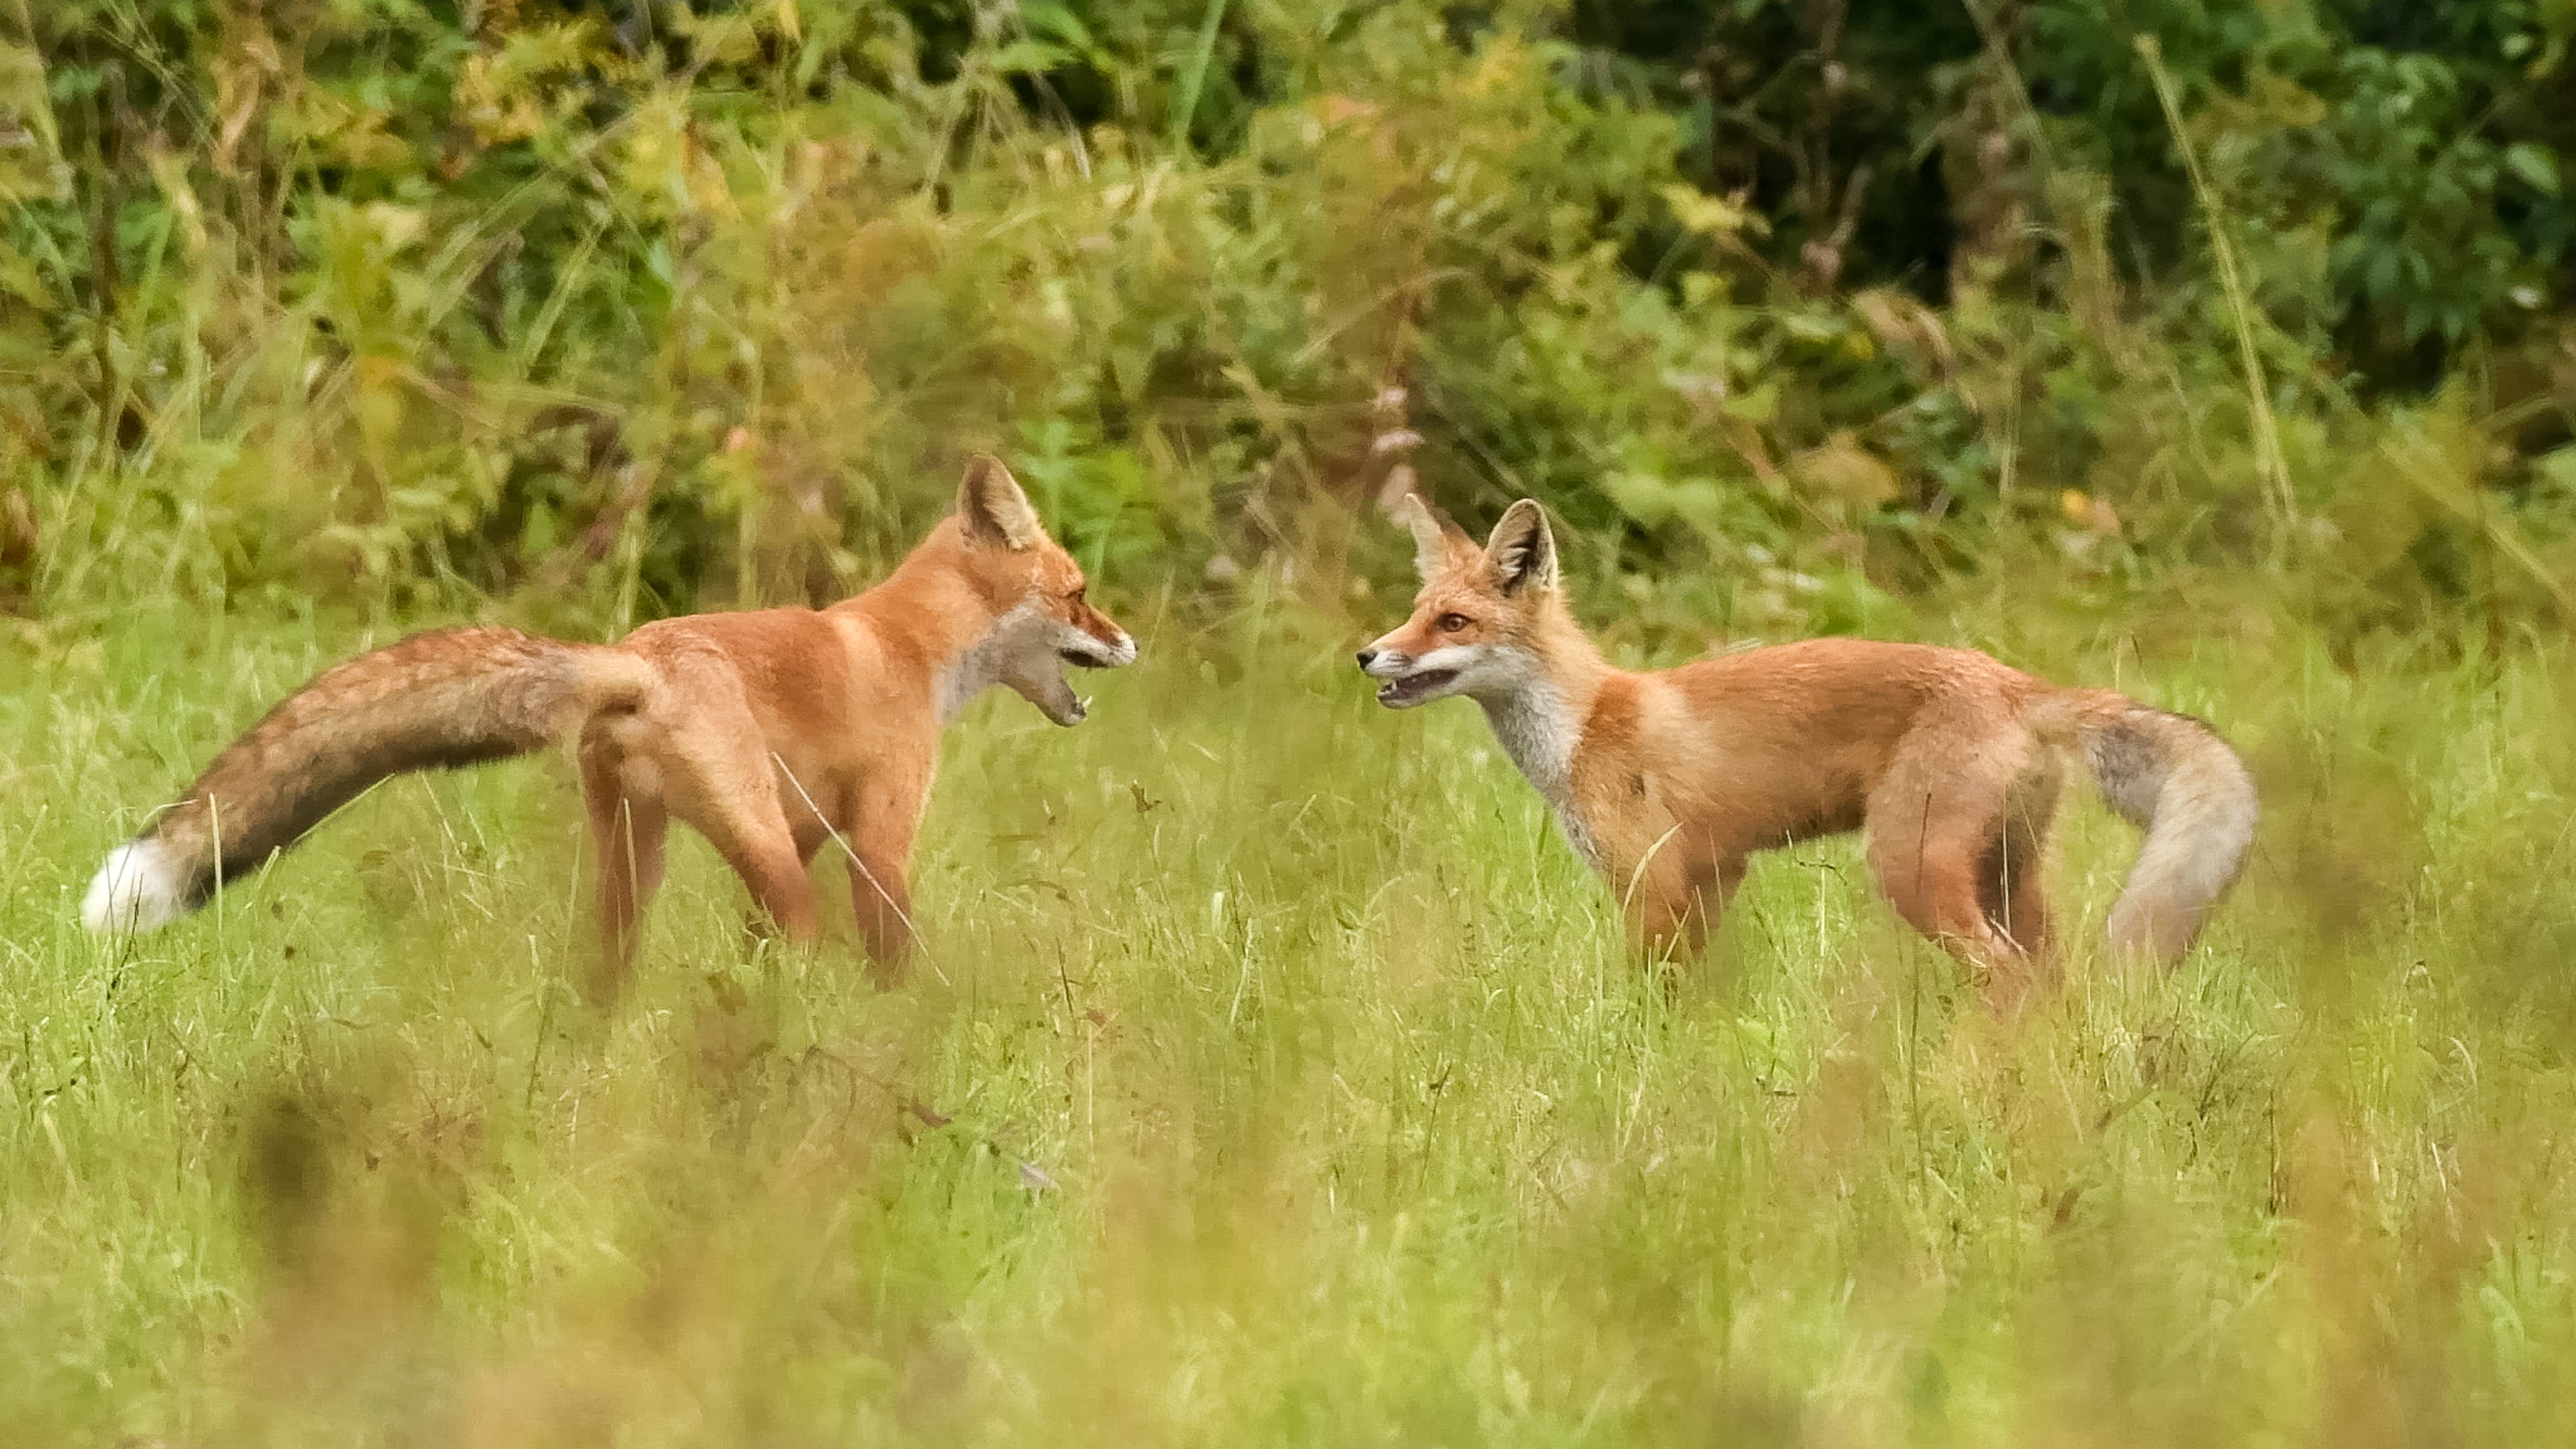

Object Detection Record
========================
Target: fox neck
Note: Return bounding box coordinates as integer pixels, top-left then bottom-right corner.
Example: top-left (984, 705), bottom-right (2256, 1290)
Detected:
top-left (837, 527), bottom-right (1022, 724)
top-left (936, 600), bottom-right (1044, 724)
top-left (1467, 600), bottom-right (1611, 865)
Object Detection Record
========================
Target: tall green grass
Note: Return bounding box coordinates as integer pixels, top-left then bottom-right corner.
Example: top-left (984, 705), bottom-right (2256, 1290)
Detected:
top-left (4, 581), bottom-right (2573, 1445)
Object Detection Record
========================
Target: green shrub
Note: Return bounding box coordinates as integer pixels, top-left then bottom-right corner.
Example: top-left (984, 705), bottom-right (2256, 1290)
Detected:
top-left (2, 0), bottom-right (2570, 641)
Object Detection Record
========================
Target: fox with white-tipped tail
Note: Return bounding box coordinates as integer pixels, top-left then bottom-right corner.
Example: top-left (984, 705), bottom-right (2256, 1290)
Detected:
top-left (1357, 494), bottom-right (2257, 1008)
top-left (83, 457), bottom-right (1137, 979)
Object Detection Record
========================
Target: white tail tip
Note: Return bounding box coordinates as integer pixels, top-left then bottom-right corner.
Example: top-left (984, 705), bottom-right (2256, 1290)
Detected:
top-left (82, 840), bottom-right (189, 932)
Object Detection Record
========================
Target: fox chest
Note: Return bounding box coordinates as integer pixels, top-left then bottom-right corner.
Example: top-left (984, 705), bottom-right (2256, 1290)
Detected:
top-left (1523, 762), bottom-right (1607, 872)
top-left (1550, 801), bottom-right (1606, 872)
top-left (1478, 692), bottom-right (1606, 871)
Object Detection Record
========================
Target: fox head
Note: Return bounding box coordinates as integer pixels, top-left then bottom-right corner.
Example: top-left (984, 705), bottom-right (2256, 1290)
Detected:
top-left (1357, 494), bottom-right (1563, 708)
top-left (945, 454), bottom-right (1138, 725)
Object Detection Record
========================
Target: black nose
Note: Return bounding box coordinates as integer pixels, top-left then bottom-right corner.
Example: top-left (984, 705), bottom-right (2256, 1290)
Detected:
top-left (1355, 648), bottom-right (1378, 669)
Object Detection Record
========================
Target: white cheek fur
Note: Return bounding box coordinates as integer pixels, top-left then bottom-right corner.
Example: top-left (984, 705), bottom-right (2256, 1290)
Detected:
top-left (1411, 644), bottom-right (1482, 674)
top-left (1052, 619), bottom-right (1136, 668)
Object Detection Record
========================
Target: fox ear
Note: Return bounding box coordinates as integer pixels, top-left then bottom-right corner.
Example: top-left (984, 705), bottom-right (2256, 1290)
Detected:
top-left (1484, 499), bottom-right (1559, 594)
top-left (1393, 491), bottom-right (1473, 580)
top-left (957, 454), bottom-right (1044, 551)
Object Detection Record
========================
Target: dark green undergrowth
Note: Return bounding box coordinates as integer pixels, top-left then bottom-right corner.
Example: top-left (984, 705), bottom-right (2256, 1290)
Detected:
top-left (9, 1), bottom-right (2576, 637)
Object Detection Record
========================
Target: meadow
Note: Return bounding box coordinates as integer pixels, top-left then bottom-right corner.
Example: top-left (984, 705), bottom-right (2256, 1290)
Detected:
top-left (14, 1), bottom-right (2576, 1440)
top-left (6, 576), bottom-right (2576, 1447)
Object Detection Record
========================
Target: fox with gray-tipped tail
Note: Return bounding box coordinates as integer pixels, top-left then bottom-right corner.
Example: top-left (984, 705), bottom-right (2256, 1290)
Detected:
top-left (1357, 494), bottom-right (2257, 1009)
top-left (82, 456), bottom-right (1138, 980)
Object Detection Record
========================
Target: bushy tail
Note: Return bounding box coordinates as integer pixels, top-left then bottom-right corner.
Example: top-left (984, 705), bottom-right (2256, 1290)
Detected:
top-left (2033, 689), bottom-right (2259, 961)
top-left (83, 627), bottom-right (653, 931)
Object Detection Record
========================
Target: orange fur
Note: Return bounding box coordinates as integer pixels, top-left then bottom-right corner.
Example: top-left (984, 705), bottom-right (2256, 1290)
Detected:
top-left (1360, 496), bottom-right (2256, 1009)
top-left (84, 457), bottom-right (1137, 987)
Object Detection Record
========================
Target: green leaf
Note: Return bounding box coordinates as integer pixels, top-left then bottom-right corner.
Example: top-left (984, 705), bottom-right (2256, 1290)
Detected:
top-left (988, 41), bottom-right (1070, 75)
top-left (2507, 142), bottom-right (2560, 195)
top-left (1722, 381), bottom-right (1778, 422)
top-left (2536, 446), bottom-right (2576, 493)
top-left (0, 240), bottom-right (48, 307)
top-left (1021, 2), bottom-right (1095, 50)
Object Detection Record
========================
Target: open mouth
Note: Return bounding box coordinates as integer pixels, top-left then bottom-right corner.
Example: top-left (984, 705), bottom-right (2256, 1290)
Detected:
top-left (1059, 647), bottom-right (1111, 669)
top-left (1375, 669), bottom-right (1459, 706)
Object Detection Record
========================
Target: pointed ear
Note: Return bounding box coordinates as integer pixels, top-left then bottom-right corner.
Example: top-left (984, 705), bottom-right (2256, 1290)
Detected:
top-left (1484, 499), bottom-right (1559, 594)
top-left (1393, 491), bottom-right (1473, 581)
top-left (956, 454), bottom-right (1044, 550)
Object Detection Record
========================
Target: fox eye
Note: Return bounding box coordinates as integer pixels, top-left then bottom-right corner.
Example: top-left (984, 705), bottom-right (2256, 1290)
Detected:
top-left (1066, 584), bottom-right (1086, 606)
top-left (1437, 613), bottom-right (1472, 633)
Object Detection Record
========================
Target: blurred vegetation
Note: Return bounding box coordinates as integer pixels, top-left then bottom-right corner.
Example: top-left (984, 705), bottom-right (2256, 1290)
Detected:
top-left (7, 0), bottom-right (2576, 634)
top-left (11, 597), bottom-right (2576, 1445)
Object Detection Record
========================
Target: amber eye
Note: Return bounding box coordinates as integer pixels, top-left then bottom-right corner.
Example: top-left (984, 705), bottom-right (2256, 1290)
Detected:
top-left (1068, 584), bottom-right (1087, 606)
top-left (1437, 613), bottom-right (1472, 633)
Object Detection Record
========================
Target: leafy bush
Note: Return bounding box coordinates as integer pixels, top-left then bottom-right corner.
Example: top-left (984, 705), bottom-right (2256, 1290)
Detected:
top-left (4, 0), bottom-right (2573, 639)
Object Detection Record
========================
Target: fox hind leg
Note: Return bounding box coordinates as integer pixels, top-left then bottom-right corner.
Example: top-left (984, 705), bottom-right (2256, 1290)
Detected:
top-left (1988, 762), bottom-right (2061, 969)
top-left (1866, 732), bottom-right (2042, 1007)
top-left (647, 659), bottom-right (823, 949)
top-left (1868, 825), bottom-right (2014, 959)
top-left (733, 812), bottom-right (836, 945)
top-left (582, 744), bottom-right (668, 992)
top-left (691, 794), bottom-right (821, 950)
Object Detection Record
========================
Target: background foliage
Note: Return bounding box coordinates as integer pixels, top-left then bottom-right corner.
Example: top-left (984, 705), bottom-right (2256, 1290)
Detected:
top-left (9, 0), bottom-right (2576, 632)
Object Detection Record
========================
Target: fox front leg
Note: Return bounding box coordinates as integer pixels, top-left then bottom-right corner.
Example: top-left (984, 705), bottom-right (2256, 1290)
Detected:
top-left (840, 766), bottom-right (931, 981)
top-left (1627, 856), bottom-right (1744, 968)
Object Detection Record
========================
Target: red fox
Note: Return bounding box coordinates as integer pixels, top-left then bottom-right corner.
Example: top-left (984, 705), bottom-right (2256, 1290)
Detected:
top-left (83, 456), bottom-right (1136, 976)
top-left (1358, 495), bottom-right (2256, 1004)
